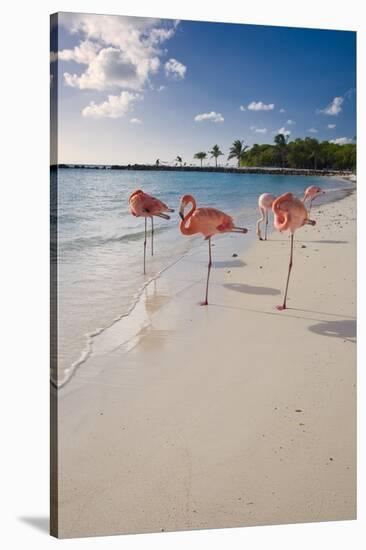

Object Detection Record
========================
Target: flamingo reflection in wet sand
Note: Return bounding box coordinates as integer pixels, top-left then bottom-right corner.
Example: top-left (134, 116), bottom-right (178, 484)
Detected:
top-left (179, 194), bottom-right (248, 305)
top-left (302, 185), bottom-right (324, 215)
top-left (273, 192), bottom-right (316, 311)
top-left (256, 193), bottom-right (275, 241)
top-left (129, 189), bottom-right (174, 274)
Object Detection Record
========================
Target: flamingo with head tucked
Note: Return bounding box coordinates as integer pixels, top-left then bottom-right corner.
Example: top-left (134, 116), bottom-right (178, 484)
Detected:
top-left (272, 192), bottom-right (316, 311)
top-left (302, 185), bottom-right (324, 214)
top-left (129, 189), bottom-right (174, 274)
top-left (179, 194), bottom-right (248, 305)
top-left (256, 193), bottom-right (275, 241)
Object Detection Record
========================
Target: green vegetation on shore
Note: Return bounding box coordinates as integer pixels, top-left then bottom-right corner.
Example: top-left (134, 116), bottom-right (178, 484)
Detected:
top-left (192, 134), bottom-right (356, 171)
top-left (240, 134), bottom-right (356, 170)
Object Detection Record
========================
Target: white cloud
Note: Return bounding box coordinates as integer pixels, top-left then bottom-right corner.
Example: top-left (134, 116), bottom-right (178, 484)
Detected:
top-left (239, 105), bottom-right (246, 111)
top-left (277, 127), bottom-right (291, 136)
top-left (328, 124), bottom-right (336, 129)
top-left (164, 58), bottom-right (186, 79)
top-left (250, 126), bottom-right (267, 134)
top-left (58, 14), bottom-right (179, 91)
top-left (130, 117), bottom-right (142, 124)
top-left (329, 137), bottom-right (353, 145)
top-left (248, 101), bottom-right (275, 111)
top-left (82, 91), bottom-right (141, 119)
top-left (318, 96), bottom-right (344, 115)
top-left (64, 47), bottom-right (156, 90)
top-left (279, 108), bottom-right (286, 113)
top-left (194, 111), bottom-right (224, 123)
top-left (286, 119), bottom-right (295, 125)
top-left (308, 128), bottom-right (318, 133)
top-left (58, 40), bottom-right (99, 64)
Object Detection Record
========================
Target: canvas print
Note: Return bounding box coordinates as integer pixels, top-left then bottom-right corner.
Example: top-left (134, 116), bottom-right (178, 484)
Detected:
top-left (50, 12), bottom-right (356, 538)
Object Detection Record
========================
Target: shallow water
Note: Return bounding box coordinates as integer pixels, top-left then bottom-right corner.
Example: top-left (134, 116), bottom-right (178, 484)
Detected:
top-left (51, 168), bottom-right (352, 386)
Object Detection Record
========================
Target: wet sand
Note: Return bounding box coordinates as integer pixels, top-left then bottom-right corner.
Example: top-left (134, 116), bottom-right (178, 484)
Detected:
top-left (56, 191), bottom-right (356, 538)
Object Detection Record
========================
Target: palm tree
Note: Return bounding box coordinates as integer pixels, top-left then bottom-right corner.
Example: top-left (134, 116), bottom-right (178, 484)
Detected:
top-left (228, 139), bottom-right (249, 167)
top-left (209, 144), bottom-right (224, 167)
top-left (175, 155), bottom-right (183, 166)
top-left (306, 138), bottom-right (321, 170)
top-left (274, 133), bottom-right (289, 167)
top-left (194, 151), bottom-right (207, 167)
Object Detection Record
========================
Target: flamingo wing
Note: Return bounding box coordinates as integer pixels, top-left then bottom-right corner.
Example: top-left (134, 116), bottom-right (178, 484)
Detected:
top-left (129, 191), bottom-right (171, 217)
top-left (273, 192), bottom-right (308, 231)
top-left (190, 207), bottom-right (234, 237)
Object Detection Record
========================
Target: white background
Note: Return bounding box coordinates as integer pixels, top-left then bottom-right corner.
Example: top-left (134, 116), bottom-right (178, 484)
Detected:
top-left (0, 0), bottom-right (364, 548)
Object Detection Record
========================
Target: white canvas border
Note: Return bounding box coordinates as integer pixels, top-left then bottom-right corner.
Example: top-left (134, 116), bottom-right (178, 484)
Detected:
top-left (0, 0), bottom-right (363, 548)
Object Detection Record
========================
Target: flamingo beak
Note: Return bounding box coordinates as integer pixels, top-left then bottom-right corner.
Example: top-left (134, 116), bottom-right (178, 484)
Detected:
top-left (179, 211), bottom-right (184, 220)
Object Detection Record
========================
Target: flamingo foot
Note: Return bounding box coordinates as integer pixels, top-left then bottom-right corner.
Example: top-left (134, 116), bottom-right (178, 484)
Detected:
top-left (276, 304), bottom-right (287, 311)
top-left (200, 300), bottom-right (209, 306)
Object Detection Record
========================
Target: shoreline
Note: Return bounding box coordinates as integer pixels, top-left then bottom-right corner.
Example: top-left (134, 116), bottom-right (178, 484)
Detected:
top-left (56, 190), bottom-right (356, 538)
top-left (52, 164), bottom-right (355, 177)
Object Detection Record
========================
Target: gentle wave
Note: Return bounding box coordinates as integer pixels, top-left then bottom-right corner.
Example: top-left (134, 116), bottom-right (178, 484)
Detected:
top-left (60, 225), bottom-right (170, 253)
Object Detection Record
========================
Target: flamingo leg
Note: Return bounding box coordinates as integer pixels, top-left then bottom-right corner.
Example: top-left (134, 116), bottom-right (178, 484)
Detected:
top-left (265, 209), bottom-right (269, 241)
top-left (277, 233), bottom-right (294, 311)
top-left (256, 207), bottom-right (265, 240)
top-left (308, 198), bottom-right (313, 215)
top-left (143, 218), bottom-right (147, 274)
top-left (151, 217), bottom-right (154, 256)
top-left (201, 237), bottom-right (212, 306)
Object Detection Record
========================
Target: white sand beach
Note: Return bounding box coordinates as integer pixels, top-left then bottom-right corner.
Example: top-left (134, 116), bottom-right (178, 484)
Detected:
top-left (56, 189), bottom-right (356, 538)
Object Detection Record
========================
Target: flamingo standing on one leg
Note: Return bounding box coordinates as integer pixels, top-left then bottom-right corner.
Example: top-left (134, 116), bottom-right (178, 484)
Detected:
top-left (256, 193), bottom-right (275, 241)
top-left (302, 185), bottom-right (324, 215)
top-left (129, 189), bottom-right (174, 274)
top-left (179, 194), bottom-right (248, 305)
top-left (272, 192), bottom-right (316, 311)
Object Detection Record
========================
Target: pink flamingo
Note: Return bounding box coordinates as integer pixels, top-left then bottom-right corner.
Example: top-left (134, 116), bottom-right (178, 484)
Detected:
top-left (302, 185), bottom-right (324, 214)
top-left (179, 194), bottom-right (248, 305)
top-left (273, 192), bottom-right (316, 311)
top-left (129, 189), bottom-right (174, 274)
top-left (256, 193), bottom-right (275, 241)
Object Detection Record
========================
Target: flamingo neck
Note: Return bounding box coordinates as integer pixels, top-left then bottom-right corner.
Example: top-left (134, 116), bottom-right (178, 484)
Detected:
top-left (180, 197), bottom-right (196, 235)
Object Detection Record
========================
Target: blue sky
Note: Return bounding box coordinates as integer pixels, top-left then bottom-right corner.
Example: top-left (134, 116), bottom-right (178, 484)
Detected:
top-left (51, 13), bottom-right (356, 165)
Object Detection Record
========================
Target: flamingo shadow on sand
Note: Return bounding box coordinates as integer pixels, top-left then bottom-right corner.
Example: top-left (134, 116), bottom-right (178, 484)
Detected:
top-left (213, 259), bottom-right (246, 268)
top-left (308, 319), bottom-right (356, 342)
top-left (298, 239), bottom-right (349, 245)
top-left (223, 283), bottom-right (281, 296)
